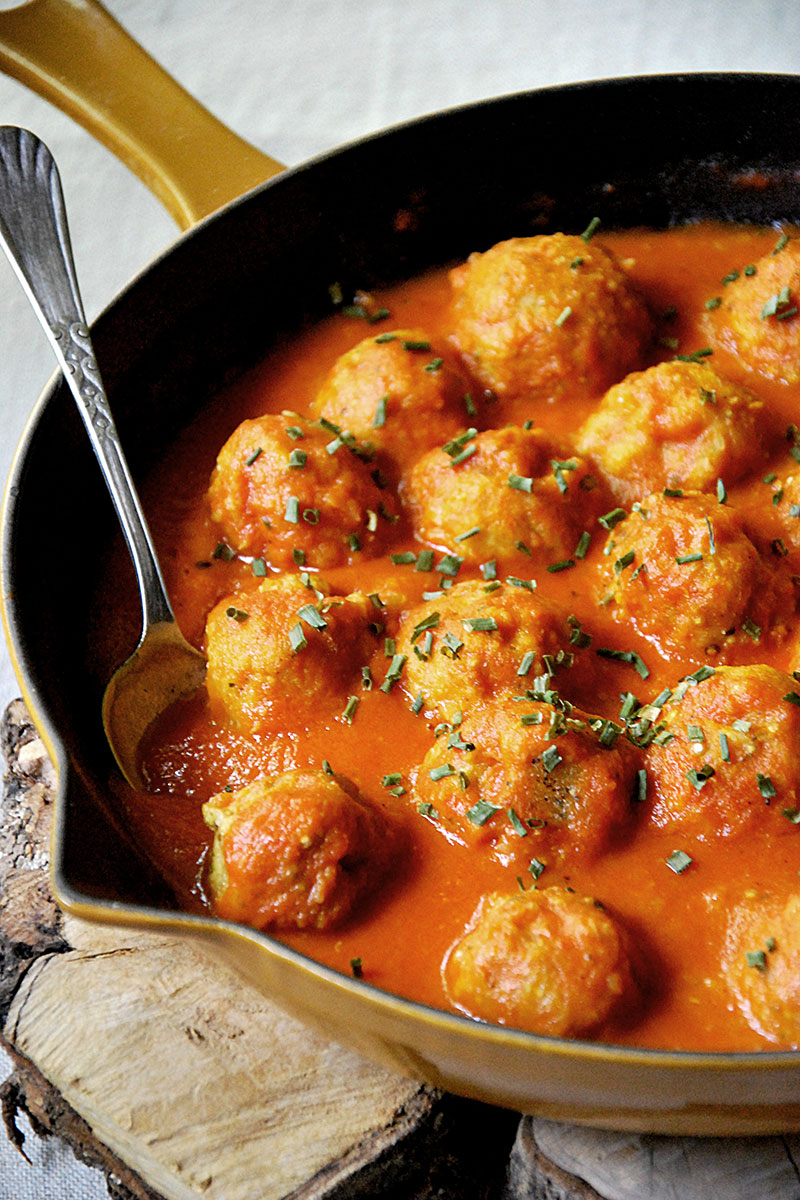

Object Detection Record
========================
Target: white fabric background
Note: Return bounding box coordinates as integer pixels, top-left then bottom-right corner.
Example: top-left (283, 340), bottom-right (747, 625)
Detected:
top-left (0, 0), bottom-right (796, 1195)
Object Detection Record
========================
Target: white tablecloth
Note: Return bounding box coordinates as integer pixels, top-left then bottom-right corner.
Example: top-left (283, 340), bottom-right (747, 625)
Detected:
top-left (0, 0), bottom-right (796, 1194)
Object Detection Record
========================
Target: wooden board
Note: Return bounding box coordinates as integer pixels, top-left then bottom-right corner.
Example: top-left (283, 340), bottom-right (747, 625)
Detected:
top-left (2, 698), bottom-right (800, 1200)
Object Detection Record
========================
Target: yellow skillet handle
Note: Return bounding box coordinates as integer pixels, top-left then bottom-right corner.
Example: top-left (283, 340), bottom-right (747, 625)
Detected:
top-left (0, 0), bottom-right (285, 229)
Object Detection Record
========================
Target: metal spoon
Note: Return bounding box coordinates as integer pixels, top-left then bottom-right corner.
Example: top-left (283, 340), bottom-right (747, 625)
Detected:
top-left (0, 126), bottom-right (205, 788)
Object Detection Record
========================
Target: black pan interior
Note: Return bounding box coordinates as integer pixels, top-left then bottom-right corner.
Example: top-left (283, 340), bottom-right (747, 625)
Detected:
top-left (5, 73), bottom-right (800, 905)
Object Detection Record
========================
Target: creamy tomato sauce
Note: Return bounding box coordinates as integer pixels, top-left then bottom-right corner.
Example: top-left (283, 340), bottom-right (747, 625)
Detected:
top-left (102, 223), bottom-right (800, 1053)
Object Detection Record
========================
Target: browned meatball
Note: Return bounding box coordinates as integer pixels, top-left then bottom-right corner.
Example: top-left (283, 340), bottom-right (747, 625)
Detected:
top-left (576, 360), bottom-right (773, 505)
top-left (312, 328), bottom-right (471, 473)
top-left (413, 698), bottom-right (641, 865)
top-left (705, 235), bottom-right (800, 383)
top-left (204, 576), bottom-right (375, 729)
top-left (207, 413), bottom-right (394, 569)
top-left (601, 491), bottom-right (795, 658)
top-left (721, 890), bottom-right (800, 1047)
top-left (448, 233), bottom-right (652, 401)
top-left (444, 887), bottom-right (636, 1036)
top-left (395, 580), bottom-right (575, 719)
top-left (203, 769), bottom-right (396, 930)
top-left (403, 425), bottom-right (603, 567)
top-left (645, 664), bottom-right (800, 840)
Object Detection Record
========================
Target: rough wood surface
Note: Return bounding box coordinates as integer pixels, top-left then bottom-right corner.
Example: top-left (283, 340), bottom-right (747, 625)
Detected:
top-left (2, 698), bottom-right (799, 1200)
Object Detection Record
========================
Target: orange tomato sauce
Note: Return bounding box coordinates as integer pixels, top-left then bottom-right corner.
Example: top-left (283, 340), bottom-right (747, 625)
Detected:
top-left (102, 223), bottom-right (800, 1053)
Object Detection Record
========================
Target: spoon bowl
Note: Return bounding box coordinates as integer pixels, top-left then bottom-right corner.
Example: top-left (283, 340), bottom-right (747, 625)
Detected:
top-left (0, 126), bottom-right (205, 788)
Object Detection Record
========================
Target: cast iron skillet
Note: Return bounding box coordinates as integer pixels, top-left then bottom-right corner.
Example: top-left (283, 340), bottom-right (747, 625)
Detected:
top-left (2, 4), bottom-right (800, 1133)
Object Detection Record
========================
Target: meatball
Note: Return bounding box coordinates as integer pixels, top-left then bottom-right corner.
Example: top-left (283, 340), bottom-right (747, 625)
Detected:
top-left (403, 425), bottom-right (603, 567)
top-left (444, 887), bottom-right (636, 1037)
top-left (413, 698), bottom-right (641, 865)
top-left (207, 413), bottom-right (394, 569)
top-left (721, 891), bottom-right (800, 1047)
top-left (202, 769), bottom-right (396, 931)
top-left (645, 664), bottom-right (800, 840)
top-left (204, 576), bottom-right (375, 729)
top-left (576, 360), bottom-right (773, 505)
top-left (705, 235), bottom-right (800, 383)
top-left (395, 580), bottom-right (574, 719)
top-left (602, 491), bottom-right (795, 658)
top-left (448, 233), bottom-right (652, 401)
top-left (312, 328), bottom-right (471, 473)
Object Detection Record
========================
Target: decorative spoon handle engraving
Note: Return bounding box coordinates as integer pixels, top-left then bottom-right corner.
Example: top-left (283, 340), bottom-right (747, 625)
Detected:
top-left (0, 126), bottom-right (173, 627)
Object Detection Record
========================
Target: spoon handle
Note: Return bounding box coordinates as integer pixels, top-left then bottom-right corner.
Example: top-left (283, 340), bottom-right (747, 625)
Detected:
top-left (0, 126), bottom-right (173, 629)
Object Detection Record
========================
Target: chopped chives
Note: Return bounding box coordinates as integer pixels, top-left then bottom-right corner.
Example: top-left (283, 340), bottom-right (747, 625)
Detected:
top-left (783, 691), bottom-right (800, 707)
top-left (288, 449), bottom-right (307, 468)
top-left (450, 444), bottom-right (478, 467)
top-left (547, 558), bottom-right (575, 573)
top-left (529, 858), bottom-right (546, 881)
top-left (415, 549), bottom-right (435, 572)
top-left (598, 507), bottom-right (627, 530)
top-left (342, 695), bottom-right (359, 723)
top-left (466, 799), bottom-right (500, 826)
top-left (517, 651), bottom-right (536, 676)
top-left (480, 559), bottom-right (497, 580)
top-left (507, 808), bottom-right (529, 837)
top-left (455, 526), bottom-right (481, 542)
top-left (541, 744), bottom-right (562, 773)
top-left (380, 653), bottom-right (407, 693)
top-left (302, 507), bottom-right (320, 524)
top-left (666, 849), bottom-right (692, 875)
top-left (245, 447), bottom-right (263, 466)
top-left (373, 395), bottom-right (388, 427)
top-left (429, 763), bottom-right (455, 781)
top-left (391, 551), bottom-right (417, 565)
top-left (720, 732), bottom-right (730, 762)
top-left (746, 950), bottom-right (767, 972)
top-left (284, 496), bottom-right (300, 523)
top-left (437, 553), bottom-right (463, 576)
top-left (289, 622), bottom-right (307, 653)
top-left (676, 552), bottom-right (703, 564)
top-left (508, 473), bottom-right (533, 492)
top-left (507, 576), bottom-right (536, 591)
top-left (424, 357), bottom-right (444, 373)
top-left (361, 666), bottom-right (373, 690)
top-left (554, 305), bottom-right (572, 327)
top-left (574, 530), bottom-right (591, 559)
top-left (292, 548), bottom-right (306, 565)
top-left (225, 606), bottom-right (249, 623)
top-left (581, 216), bottom-right (601, 242)
top-left (298, 603), bottom-right (327, 630)
top-left (716, 477), bottom-right (727, 504)
top-left (637, 768), bottom-right (648, 802)
top-left (757, 773), bottom-right (777, 799)
top-left (251, 557), bottom-right (267, 576)
top-left (463, 616), bottom-right (498, 632)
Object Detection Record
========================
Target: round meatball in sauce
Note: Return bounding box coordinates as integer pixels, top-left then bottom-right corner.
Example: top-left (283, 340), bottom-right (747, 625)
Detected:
top-left (207, 413), bottom-right (394, 569)
top-left (721, 890), bottom-right (800, 1048)
top-left (202, 769), bottom-right (396, 931)
top-left (403, 425), bottom-right (604, 568)
top-left (311, 328), bottom-right (471, 475)
top-left (705, 235), bottom-right (800, 384)
top-left (444, 887), bottom-right (637, 1037)
top-left (204, 576), bottom-right (376, 730)
top-left (601, 491), bottom-right (795, 659)
top-left (412, 698), bottom-right (641, 866)
top-left (645, 664), bottom-right (800, 840)
top-left (395, 580), bottom-right (575, 720)
top-left (576, 360), bottom-right (773, 506)
top-left (448, 233), bottom-right (652, 402)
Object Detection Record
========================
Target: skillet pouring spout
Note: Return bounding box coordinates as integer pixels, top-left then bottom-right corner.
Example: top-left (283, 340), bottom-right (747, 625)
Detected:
top-left (0, 126), bottom-right (205, 788)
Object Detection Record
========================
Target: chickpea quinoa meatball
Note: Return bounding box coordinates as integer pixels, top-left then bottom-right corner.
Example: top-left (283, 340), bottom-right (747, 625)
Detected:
top-left (311, 328), bottom-right (471, 473)
top-left (645, 664), bottom-right (800, 840)
top-left (413, 698), bottom-right (641, 865)
top-left (721, 890), bottom-right (800, 1047)
top-left (705, 234), bottom-right (800, 384)
top-left (576, 360), bottom-right (774, 505)
top-left (204, 576), bottom-right (376, 730)
top-left (403, 425), bottom-right (604, 567)
top-left (448, 233), bottom-right (652, 401)
top-left (601, 491), bottom-right (795, 658)
top-left (207, 413), bottom-right (394, 569)
top-left (395, 580), bottom-right (575, 719)
top-left (203, 769), bottom-right (397, 931)
top-left (444, 886), bottom-right (636, 1037)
